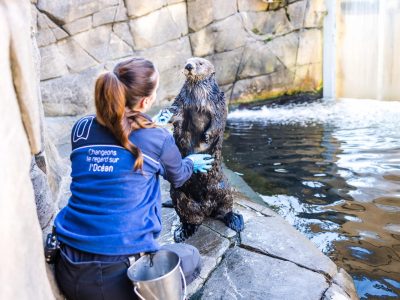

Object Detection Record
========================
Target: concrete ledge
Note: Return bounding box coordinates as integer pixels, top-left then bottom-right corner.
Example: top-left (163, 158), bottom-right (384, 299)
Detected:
top-left (159, 169), bottom-right (358, 300)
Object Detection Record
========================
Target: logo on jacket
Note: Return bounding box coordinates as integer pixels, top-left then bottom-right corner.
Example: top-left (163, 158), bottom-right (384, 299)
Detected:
top-left (73, 116), bottom-right (94, 142)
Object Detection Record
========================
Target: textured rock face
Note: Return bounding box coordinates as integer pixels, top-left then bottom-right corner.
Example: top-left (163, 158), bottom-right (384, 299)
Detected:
top-left (159, 174), bottom-right (358, 299)
top-left (0, 0), bottom-right (55, 298)
top-left (34, 0), bottom-right (326, 117)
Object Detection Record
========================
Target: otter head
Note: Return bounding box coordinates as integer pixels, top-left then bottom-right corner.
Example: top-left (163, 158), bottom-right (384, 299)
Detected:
top-left (183, 57), bottom-right (215, 82)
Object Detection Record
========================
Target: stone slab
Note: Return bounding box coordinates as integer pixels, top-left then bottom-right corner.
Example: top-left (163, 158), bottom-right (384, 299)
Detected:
top-left (125, 0), bottom-right (165, 18)
top-left (37, 0), bottom-right (119, 24)
top-left (39, 44), bottom-right (69, 80)
top-left (267, 31), bottom-right (299, 69)
top-left (200, 247), bottom-right (329, 300)
top-left (240, 212), bottom-right (338, 277)
top-left (62, 16), bottom-right (92, 35)
top-left (129, 3), bottom-right (188, 50)
top-left (92, 4), bottom-right (127, 27)
top-left (240, 10), bottom-right (292, 37)
top-left (287, 0), bottom-right (307, 30)
top-left (323, 284), bottom-right (352, 300)
top-left (57, 38), bottom-right (97, 73)
top-left (238, 41), bottom-right (283, 79)
top-left (231, 69), bottom-right (294, 103)
top-left (206, 47), bottom-right (244, 85)
top-left (41, 66), bottom-right (102, 116)
top-left (212, 14), bottom-right (248, 53)
top-left (296, 29), bottom-right (323, 66)
top-left (190, 26), bottom-right (214, 57)
top-left (238, 0), bottom-right (269, 12)
top-left (73, 25), bottom-right (132, 62)
top-left (187, 0), bottom-right (213, 32)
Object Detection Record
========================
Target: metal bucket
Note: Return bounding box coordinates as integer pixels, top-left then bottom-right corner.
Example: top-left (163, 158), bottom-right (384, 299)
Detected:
top-left (127, 250), bottom-right (186, 300)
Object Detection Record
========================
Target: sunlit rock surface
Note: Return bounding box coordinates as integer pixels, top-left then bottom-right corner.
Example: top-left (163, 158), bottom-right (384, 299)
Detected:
top-left (33, 0), bottom-right (325, 117)
top-left (159, 169), bottom-right (358, 299)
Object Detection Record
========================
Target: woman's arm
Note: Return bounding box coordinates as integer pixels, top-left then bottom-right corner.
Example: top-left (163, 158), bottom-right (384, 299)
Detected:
top-left (159, 134), bottom-right (193, 188)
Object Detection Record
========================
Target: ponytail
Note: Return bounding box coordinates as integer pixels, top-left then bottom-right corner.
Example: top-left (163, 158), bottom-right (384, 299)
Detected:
top-left (94, 69), bottom-right (155, 171)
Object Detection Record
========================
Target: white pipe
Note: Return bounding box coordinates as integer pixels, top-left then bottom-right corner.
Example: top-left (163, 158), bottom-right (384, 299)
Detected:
top-left (323, 0), bottom-right (336, 100)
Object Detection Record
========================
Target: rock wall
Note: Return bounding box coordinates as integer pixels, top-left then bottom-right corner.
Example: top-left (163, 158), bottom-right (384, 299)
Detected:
top-left (0, 0), bottom-right (55, 298)
top-left (33, 0), bottom-right (325, 119)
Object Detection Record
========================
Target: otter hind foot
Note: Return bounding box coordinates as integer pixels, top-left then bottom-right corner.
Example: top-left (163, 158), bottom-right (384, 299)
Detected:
top-left (174, 223), bottom-right (200, 243)
top-left (223, 212), bottom-right (244, 232)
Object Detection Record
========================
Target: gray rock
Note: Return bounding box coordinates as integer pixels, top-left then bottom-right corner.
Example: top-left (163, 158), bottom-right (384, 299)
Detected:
top-left (206, 48), bottom-right (244, 85)
top-left (37, 0), bottom-right (119, 24)
top-left (92, 3), bottom-right (127, 27)
top-left (212, 0), bottom-right (237, 21)
top-left (213, 14), bottom-right (248, 53)
top-left (45, 116), bottom-right (77, 157)
top-left (41, 66), bottom-right (103, 116)
top-left (200, 247), bottom-right (329, 300)
top-left (190, 26), bottom-right (215, 57)
top-left (293, 63), bottom-right (322, 91)
top-left (138, 37), bottom-right (191, 102)
top-left (266, 32), bottom-right (299, 69)
top-left (304, 0), bottom-right (326, 28)
top-left (39, 44), bottom-right (69, 80)
top-left (231, 69), bottom-right (294, 103)
top-left (187, 0), bottom-right (213, 32)
top-left (238, 41), bottom-right (282, 79)
top-left (238, 0), bottom-right (269, 12)
top-left (112, 22), bottom-right (134, 47)
top-left (129, 3), bottom-right (188, 50)
top-left (30, 156), bottom-right (57, 230)
top-left (287, 0), bottom-right (307, 30)
top-left (241, 9), bottom-right (293, 36)
top-left (322, 284), bottom-right (351, 300)
top-left (125, 0), bottom-right (165, 18)
top-left (296, 29), bottom-right (323, 65)
top-left (57, 38), bottom-right (97, 72)
top-left (333, 268), bottom-right (358, 300)
top-left (240, 213), bottom-right (338, 277)
top-left (185, 225), bottom-right (231, 284)
top-left (187, 0), bottom-right (237, 32)
top-left (36, 11), bottom-right (57, 47)
top-left (73, 25), bottom-right (132, 62)
top-left (62, 16), bottom-right (92, 35)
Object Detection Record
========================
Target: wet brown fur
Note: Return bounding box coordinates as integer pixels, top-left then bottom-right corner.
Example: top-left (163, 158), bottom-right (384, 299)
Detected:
top-left (170, 58), bottom-right (234, 225)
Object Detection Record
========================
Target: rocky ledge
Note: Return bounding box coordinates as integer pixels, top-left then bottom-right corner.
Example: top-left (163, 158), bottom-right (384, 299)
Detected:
top-left (158, 169), bottom-right (358, 300)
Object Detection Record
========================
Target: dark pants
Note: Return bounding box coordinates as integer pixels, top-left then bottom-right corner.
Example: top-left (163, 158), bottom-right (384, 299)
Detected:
top-left (55, 243), bottom-right (201, 300)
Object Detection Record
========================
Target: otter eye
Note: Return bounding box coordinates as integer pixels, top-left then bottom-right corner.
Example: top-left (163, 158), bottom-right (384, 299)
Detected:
top-left (199, 62), bottom-right (203, 65)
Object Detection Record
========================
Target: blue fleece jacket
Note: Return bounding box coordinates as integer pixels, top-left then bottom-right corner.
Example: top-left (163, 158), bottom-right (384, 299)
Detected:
top-left (54, 114), bottom-right (193, 255)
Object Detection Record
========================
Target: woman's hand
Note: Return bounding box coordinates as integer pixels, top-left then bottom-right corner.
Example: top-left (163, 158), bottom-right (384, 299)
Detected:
top-left (153, 109), bottom-right (173, 125)
top-left (186, 154), bottom-right (214, 173)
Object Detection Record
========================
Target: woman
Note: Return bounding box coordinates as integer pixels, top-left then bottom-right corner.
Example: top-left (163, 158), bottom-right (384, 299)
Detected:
top-left (54, 58), bottom-right (213, 300)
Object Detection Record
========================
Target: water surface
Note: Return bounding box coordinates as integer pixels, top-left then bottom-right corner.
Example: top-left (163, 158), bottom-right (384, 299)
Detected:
top-left (223, 99), bottom-right (400, 299)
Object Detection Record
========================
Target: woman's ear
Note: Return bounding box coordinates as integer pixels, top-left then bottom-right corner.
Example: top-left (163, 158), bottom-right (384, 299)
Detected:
top-left (135, 97), bottom-right (147, 110)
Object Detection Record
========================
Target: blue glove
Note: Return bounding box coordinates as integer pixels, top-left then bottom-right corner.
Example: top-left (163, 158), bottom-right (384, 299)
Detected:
top-left (153, 109), bottom-right (173, 125)
top-left (186, 154), bottom-right (214, 173)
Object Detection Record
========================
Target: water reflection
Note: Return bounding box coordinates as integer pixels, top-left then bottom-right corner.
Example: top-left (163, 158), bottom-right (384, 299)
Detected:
top-left (223, 99), bottom-right (400, 299)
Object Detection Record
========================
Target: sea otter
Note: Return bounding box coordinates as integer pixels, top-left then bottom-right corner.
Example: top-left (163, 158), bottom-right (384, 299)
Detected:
top-left (169, 57), bottom-right (244, 242)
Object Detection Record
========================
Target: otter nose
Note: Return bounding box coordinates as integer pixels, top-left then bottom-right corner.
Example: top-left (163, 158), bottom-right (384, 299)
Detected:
top-left (185, 63), bottom-right (194, 71)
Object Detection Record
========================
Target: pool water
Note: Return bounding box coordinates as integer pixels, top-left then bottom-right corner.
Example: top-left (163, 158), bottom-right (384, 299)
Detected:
top-left (223, 98), bottom-right (400, 299)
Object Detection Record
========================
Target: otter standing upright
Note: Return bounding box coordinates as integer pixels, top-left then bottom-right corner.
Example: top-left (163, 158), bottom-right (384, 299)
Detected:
top-left (170, 57), bottom-right (244, 242)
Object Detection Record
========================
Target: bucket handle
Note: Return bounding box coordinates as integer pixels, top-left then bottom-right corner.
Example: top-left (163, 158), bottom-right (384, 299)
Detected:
top-left (180, 266), bottom-right (187, 300)
top-left (133, 266), bottom-right (187, 300)
top-left (134, 286), bottom-right (146, 300)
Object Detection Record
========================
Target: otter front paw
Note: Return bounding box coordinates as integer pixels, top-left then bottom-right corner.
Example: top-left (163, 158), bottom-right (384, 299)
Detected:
top-left (223, 212), bottom-right (244, 232)
top-left (174, 223), bottom-right (200, 243)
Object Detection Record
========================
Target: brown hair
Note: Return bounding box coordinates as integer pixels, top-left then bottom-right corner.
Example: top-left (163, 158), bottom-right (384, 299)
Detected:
top-left (94, 58), bottom-right (158, 170)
